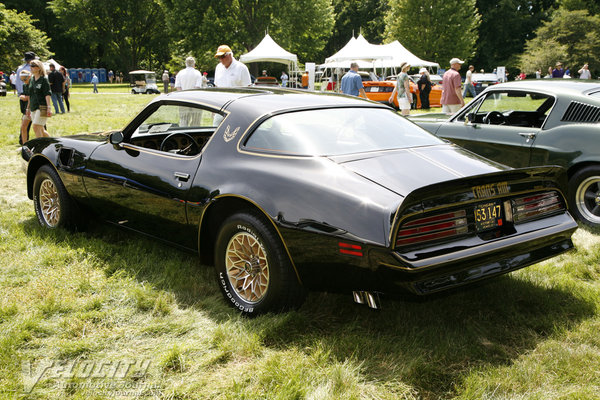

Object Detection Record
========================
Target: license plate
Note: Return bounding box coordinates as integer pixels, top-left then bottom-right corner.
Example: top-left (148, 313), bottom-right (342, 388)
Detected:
top-left (482, 83), bottom-right (488, 87)
top-left (474, 201), bottom-right (503, 231)
top-left (371, 87), bottom-right (379, 92)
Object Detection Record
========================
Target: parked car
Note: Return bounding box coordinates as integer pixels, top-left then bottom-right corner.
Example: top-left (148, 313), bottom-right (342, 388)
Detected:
top-left (468, 73), bottom-right (501, 96)
top-left (410, 80), bottom-right (600, 227)
top-left (254, 76), bottom-right (279, 86)
top-left (22, 88), bottom-right (577, 315)
top-left (363, 76), bottom-right (442, 109)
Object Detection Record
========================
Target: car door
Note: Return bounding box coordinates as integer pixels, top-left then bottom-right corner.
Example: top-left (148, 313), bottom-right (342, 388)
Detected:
top-left (83, 101), bottom-right (222, 249)
top-left (436, 90), bottom-right (554, 168)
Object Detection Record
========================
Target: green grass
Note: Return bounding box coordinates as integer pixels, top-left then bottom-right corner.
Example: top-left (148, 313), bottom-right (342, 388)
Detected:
top-left (1, 92), bottom-right (600, 399)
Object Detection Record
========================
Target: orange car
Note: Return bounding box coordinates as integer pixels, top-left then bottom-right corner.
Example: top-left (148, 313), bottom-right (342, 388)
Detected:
top-left (363, 78), bottom-right (442, 109)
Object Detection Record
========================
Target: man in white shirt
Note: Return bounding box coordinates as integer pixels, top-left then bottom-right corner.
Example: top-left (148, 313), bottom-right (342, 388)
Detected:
top-left (214, 45), bottom-right (251, 87)
top-left (175, 57), bottom-right (202, 91)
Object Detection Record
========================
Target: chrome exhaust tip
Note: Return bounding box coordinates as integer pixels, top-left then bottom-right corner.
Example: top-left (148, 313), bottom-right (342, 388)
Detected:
top-left (352, 291), bottom-right (380, 309)
top-left (352, 291), bottom-right (365, 304)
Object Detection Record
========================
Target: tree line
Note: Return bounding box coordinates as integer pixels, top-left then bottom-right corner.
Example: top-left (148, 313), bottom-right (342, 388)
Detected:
top-left (1, 0), bottom-right (598, 77)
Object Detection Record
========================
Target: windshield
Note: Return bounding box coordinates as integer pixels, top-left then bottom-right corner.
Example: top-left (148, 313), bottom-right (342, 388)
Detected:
top-left (244, 107), bottom-right (443, 156)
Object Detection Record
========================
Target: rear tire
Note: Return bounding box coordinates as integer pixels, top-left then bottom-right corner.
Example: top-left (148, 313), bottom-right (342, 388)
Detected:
top-left (33, 165), bottom-right (78, 230)
top-left (214, 210), bottom-right (306, 315)
top-left (569, 166), bottom-right (600, 228)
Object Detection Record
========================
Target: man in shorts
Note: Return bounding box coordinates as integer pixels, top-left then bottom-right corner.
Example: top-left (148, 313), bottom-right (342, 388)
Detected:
top-left (441, 58), bottom-right (465, 115)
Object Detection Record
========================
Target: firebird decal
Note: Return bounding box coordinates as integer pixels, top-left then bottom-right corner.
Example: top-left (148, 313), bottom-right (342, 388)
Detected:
top-left (223, 125), bottom-right (240, 143)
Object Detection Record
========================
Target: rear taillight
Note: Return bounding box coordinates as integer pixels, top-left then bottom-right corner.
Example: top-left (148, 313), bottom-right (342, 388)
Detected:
top-left (396, 210), bottom-right (469, 247)
top-left (511, 192), bottom-right (564, 223)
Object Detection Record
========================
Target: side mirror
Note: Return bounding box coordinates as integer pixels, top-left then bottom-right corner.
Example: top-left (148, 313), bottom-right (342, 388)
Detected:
top-left (109, 131), bottom-right (124, 145)
top-left (465, 112), bottom-right (476, 125)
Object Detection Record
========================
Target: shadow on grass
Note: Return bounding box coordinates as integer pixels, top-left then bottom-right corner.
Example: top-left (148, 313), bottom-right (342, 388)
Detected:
top-left (21, 216), bottom-right (596, 398)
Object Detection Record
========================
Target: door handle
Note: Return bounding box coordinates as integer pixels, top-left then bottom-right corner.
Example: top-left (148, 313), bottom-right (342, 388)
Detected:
top-left (174, 172), bottom-right (190, 182)
top-left (518, 132), bottom-right (537, 143)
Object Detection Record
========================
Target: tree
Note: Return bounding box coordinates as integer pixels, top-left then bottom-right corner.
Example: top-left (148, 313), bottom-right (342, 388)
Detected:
top-left (561, 0), bottom-right (600, 15)
top-left (0, 4), bottom-right (51, 71)
top-left (49, 0), bottom-right (170, 73)
top-left (3, 0), bottom-right (83, 68)
top-left (472, 0), bottom-right (556, 73)
top-left (518, 8), bottom-right (600, 76)
top-left (162, 0), bottom-right (334, 73)
top-left (384, 0), bottom-right (480, 68)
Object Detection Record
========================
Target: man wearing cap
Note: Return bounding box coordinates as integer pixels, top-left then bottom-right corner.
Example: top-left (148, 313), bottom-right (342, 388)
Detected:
top-left (441, 58), bottom-right (465, 115)
top-left (175, 57), bottom-right (202, 91)
top-left (16, 52), bottom-right (36, 141)
top-left (340, 62), bottom-right (366, 98)
top-left (552, 62), bottom-right (565, 78)
top-left (214, 45), bottom-right (251, 87)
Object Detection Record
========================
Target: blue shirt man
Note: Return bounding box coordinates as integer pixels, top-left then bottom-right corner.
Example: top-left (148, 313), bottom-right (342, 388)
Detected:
top-left (340, 62), bottom-right (366, 98)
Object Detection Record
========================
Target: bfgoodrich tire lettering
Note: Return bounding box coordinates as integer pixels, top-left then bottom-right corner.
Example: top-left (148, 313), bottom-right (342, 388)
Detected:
top-left (214, 210), bottom-right (306, 315)
top-left (569, 165), bottom-right (600, 228)
top-left (33, 164), bottom-right (77, 229)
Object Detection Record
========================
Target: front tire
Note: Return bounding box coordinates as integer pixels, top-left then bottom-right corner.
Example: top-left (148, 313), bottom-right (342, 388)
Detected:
top-left (33, 165), bottom-right (77, 229)
top-left (569, 166), bottom-right (600, 227)
top-left (215, 211), bottom-right (306, 315)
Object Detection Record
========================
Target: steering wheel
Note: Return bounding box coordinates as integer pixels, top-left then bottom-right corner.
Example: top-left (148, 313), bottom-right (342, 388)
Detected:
top-left (159, 132), bottom-right (200, 155)
top-left (483, 111), bottom-right (505, 125)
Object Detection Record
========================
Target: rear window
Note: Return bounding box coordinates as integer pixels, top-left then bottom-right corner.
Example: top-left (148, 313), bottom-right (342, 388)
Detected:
top-left (244, 107), bottom-right (443, 156)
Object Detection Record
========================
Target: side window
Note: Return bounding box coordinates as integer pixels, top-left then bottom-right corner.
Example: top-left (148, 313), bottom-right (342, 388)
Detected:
top-left (129, 104), bottom-right (223, 155)
top-left (132, 104), bottom-right (222, 139)
top-left (459, 91), bottom-right (554, 128)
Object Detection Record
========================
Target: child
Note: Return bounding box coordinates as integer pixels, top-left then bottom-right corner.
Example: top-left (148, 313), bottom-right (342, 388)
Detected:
top-left (19, 70), bottom-right (32, 144)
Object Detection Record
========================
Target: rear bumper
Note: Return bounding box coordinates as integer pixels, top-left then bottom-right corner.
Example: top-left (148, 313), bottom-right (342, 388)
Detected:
top-left (372, 213), bottom-right (577, 295)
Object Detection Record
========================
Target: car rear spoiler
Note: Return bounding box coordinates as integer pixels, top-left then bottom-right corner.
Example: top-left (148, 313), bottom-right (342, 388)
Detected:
top-left (392, 166), bottom-right (570, 239)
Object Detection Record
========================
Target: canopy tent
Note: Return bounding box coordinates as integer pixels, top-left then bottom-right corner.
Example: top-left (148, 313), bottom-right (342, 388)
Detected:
top-left (324, 35), bottom-right (392, 64)
top-left (240, 34), bottom-right (298, 70)
top-left (42, 58), bottom-right (64, 71)
top-left (321, 34), bottom-right (438, 70)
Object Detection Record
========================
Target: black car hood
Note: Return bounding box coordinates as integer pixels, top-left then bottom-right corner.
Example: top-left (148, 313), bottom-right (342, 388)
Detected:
top-left (330, 144), bottom-right (508, 196)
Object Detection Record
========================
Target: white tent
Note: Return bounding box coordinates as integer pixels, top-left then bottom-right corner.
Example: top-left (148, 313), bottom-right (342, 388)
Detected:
top-left (324, 35), bottom-right (392, 64)
top-left (322, 34), bottom-right (438, 69)
top-left (240, 34), bottom-right (298, 71)
top-left (377, 41), bottom-right (439, 69)
top-left (42, 58), bottom-right (64, 72)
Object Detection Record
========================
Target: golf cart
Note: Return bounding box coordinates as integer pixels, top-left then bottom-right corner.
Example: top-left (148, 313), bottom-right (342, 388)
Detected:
top-left (129, 70), bottom-right (160, 94)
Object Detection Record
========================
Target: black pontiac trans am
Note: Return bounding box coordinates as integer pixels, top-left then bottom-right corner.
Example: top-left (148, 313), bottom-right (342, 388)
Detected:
top-left (22, 88), bottom-right (578, 315)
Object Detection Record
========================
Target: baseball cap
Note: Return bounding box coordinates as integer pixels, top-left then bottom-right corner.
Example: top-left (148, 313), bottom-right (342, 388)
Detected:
top-left (214, 45), bottom-right (232, 57)
top-left (450, 58), bottom-right (464, 65)
top-left (24, 51), bottom-right (37, 61)
top-left (419, 67), bottom-right (427, 73)
top-left (19, 69), bottom-right (31, 78)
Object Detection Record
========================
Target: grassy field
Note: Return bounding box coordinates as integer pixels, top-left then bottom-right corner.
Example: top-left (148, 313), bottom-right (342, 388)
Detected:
top-left (1, 91), bottom-right (600, 399)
